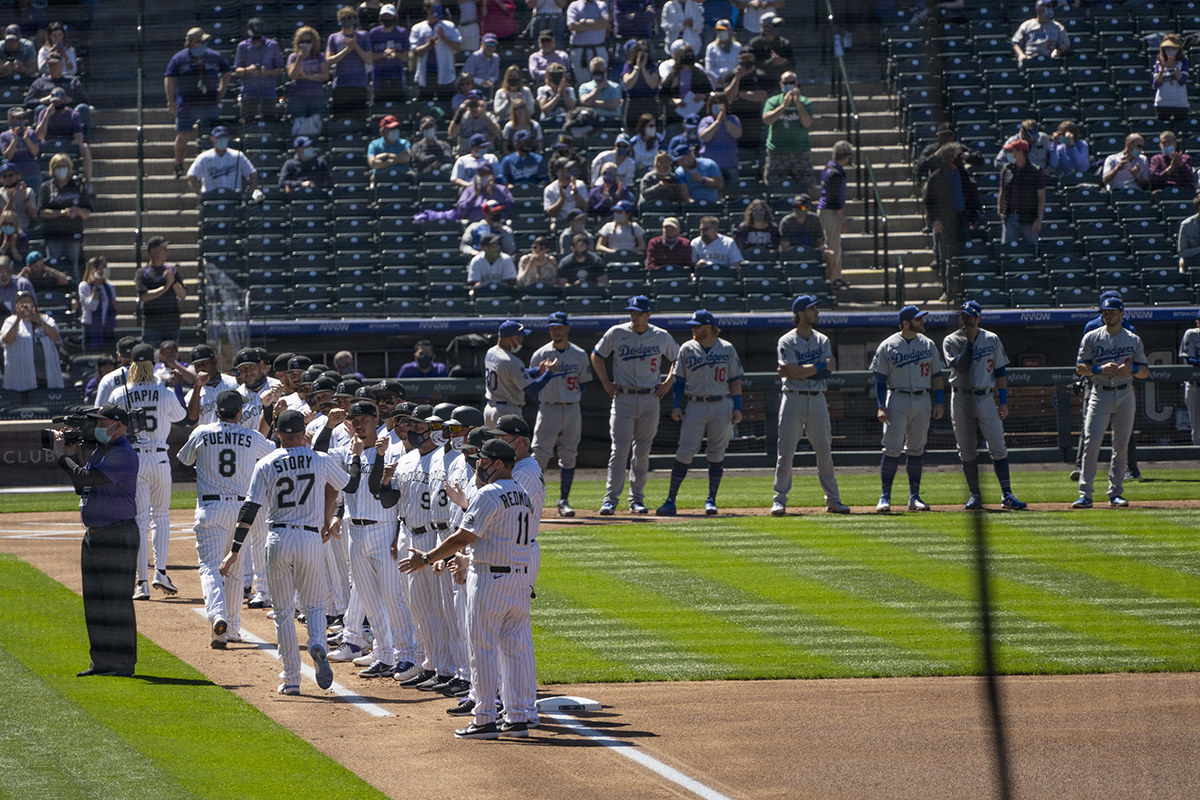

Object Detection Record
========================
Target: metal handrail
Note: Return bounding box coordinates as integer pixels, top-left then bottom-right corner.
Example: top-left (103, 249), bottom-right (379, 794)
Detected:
top-left (863, 157), bottom-right (893, 305)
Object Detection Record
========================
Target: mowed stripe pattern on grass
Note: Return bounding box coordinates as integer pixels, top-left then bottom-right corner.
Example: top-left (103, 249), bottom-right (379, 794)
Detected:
top-left (532, 511), bottom-right (1200, 683)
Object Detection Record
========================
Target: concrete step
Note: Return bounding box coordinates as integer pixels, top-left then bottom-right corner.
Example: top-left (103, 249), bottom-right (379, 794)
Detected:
top-left (85, 226), bottom-right (198, 248)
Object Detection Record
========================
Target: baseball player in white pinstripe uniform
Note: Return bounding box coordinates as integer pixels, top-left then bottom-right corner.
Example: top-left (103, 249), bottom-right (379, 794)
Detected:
top-left (235, 348), bottom-right (284, 608)
top-left (400, 437), bottom-right (539, 739)
top-left (656, 310), bottom-right (743, 517)
top-left (218, 409), bottom-right (350, 696)
top-left (94, 336), bottom-right (138, 407)
top-left (1179, 312), bottom-right (1200, 445)
top-left (484, 319), bottom-right (558, 427)
top-left (1073, 296), bottom-right (1149, 508)
top-left (109, 343), bottom-right (190, 600)
top-left (176, 390), bottom-right (274, 648)
top-left (871, 305), bottom-right (945, 513)
top-left (771, 295), bottom-right (849, 516)
top-left (942, 301), bottom-right (1027, 511)
top-left (529, 312), bottom-right (592, 517)
top-left (591, 295), bottom-right (680, 515)
top-left (183, 344), bottom-right (240, 426)
top-left (304, 375), bottom-right (350, 623)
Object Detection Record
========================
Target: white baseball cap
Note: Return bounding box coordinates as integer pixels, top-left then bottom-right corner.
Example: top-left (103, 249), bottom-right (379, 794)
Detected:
top-left (380, 4), bottom-right (398, 17)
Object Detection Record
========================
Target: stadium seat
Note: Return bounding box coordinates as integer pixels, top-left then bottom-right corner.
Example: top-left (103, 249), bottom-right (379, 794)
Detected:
top-left (520, 297), bottom-right (564, 315)
top-left (1010, 287), bottom-right (1053, 308)
top-left (381, 297), bottom-right (427, 316)
top-left (1149, 285), bottom-right (1189, 305)
top-left (1055, 287), bottom-right (1098, 307)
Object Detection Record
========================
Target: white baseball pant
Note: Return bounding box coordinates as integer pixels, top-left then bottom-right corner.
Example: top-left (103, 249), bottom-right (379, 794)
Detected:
top-left (265, 525), bottom-right (328, 686)
top-left (347, 521), bottom-right (415, 665)
top-left (950, 389), bottom-right (1008, 461)
top-left (403, 526), bottom-right (455, 675)
top-left (773, 391), bottom-right (841, 506)
top-left (881, 391), bottom-right (932, 457)
top-left (1079, 384), bottom-right (1135, 499)
top-left (134, 447), bottom-right (172, 583)
top-left (604, 393), bottom-right (662, 506)
top-left (466, 562), bottom-right (537, 726)
top-left (532, 403), bottom-right (582, 469)
top-left (245, 515), bottom-right (270, 600)
top-left (193, 499), bottom-right (242, 638)
top-left (324, 527), bottom-right (350, 615)
top-left (1186, 382), bottom-right (1200, 446)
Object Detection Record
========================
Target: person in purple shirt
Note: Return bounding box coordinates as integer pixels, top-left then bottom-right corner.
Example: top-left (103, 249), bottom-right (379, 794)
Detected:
top-left (396, 340), bottom-right (450, 379)
top-left (327, 6), bottom-right (374, 117)
top-left (165, 28), bottom-right (232, 179)
top-left (53, 403), bottom-right (141, 678)
top-left (818, 139), bottom-right (851, 289)
top-left (369, 4), bottom-right (409, 102)
top-left (0, 108), bottom-right (40, 192)
top-left (698, 92), bottom-right (741, 187)
top-left (612, 0), bottom-right (655, 39)
top-left (456, 161), bottom-right (514, 222)
top-left (0, 252), bottom-right (32, 316)
top-left (233, 18), bottom-right (285, 121)
top-left (528, 29), bottom-right (570, 85)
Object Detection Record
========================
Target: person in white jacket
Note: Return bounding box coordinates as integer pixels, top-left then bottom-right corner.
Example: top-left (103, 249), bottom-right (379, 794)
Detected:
top-left (1, 290), bottom-right (62, 390)
top-left (661, 0), bottom-right (704, 55)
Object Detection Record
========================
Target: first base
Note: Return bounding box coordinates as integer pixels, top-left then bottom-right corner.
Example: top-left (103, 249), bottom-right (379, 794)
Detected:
top-left (536, 695), bottom-right (602, 712)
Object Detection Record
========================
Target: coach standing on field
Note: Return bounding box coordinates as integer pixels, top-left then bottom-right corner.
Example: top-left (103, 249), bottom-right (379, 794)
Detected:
top-left (54, 404), bottom-right (140, 677)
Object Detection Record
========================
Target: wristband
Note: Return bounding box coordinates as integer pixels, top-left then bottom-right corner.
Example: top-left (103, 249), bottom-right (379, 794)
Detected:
top-left (933, 389), bottom-right (944, 404)
top-left (998, 388), bottom-right (1007, 405)
top-left (812, 360), bottom-right (826, 373)
top-left (732, 395), bottom-right (742, 410)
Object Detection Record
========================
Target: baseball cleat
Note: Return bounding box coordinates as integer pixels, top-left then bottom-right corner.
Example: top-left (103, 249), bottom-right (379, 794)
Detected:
top-left (151, 571), bottom-right (178, 595)
top-left (212, 616), bottom-right (228, 637)
top-left (1071, 495), bottom-right (1093, 509)
top-left (499, 720), bottom-right (530, 738)
top-left (1069, 469), bottom-right (1081, 482)
top-left (1124, 468), bottom-right (1141, 480)
top-left (243, 584), bottom-right (252, 598)
top-left (398, 668), bottom-right (436, 687)
top-left (133, 581), bottom-right (150, 601)
top-left (248, 592), bottom-right (272, 609)
top-left (225, 631), bottom-right (243, 643)
top-left (311, 644), bottom-right (333, 690)
top-left (826, 502), bottom-right (850, 514)
top-left (417, 673), bottom-right (454, 692)
top-left (556, 499), bottom-right (576, 517)
top-left (358, 661), bottom-right (396, 678)
top-left (1001, 493), bottom-right (1027, 510)
top-left (704, 497), bottom-right (718, 515)
top-left (352, 651), bottom-right (377, 667)
top-left (876, 493), bottom-right (891, 513)
top-left (327, 642), bottom-right (362, 662)
top-left (770, 502), bottom-right (786, 516)
top-left (455, 722), bottom-right (500, 740)
top-left (656, 498), bottom-right (677, 516)
top-left (441, 677), bottom-right (471, 697)
top-left (964, 494), bottom-right (984, 510)
top-left (210, 639), bottom-right (227, 650)
top-left (393, 661), bottom-right (422, 681)
top-left (598, 502), bottom-right (615, 516)
top-left (277, 683), bottom-right (300, 696)
top-left (447, 699), bottom-right (477, 716)
top-left (1109, 495), bottom-right (1130, 507)
top-left (629, 501), bottom-right (648, 514)
top-left (430, 675), bottom-right (459, 693)
top-left (907, 495), bottom-right (930, 512)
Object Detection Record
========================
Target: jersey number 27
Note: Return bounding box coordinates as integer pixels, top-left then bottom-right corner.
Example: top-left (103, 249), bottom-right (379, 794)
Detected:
top-left (277, 473), bottom-right (315, 509)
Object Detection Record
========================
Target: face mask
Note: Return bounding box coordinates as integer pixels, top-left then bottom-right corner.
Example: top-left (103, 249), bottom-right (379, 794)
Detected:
top-left (718, 31), bottom-right (730, 42)
top-left (423, 128), bottom-right (436, 139)
top-left (752, 210), bottom-right (766, 221)
top-left (190, 44), bottom-right (207, 58)
top-left (475, 460), bottom-right (493, 485)
top-left (248, 374), bottom-right (267, 390)
top-left (591, 70), bottom-right (605, 80)
top-left (1130, 147), bottom-right (1142, 159)
top-left (680, 55), bottom-right (695, 67)
top-left (645, 126), bottom-right (656, 137)
top-left (782, 82), bottom-right (796, 91)
top-left (663, 234), bottom-right (678, 246)
top-left (1042, 7), bottom-right (1053, 18)
top-left (100, 267), bottom-right (111, 280)
top-left (54, 167), bottom-right (69, 179)
top-left (430, 429), bottom-right (447, 447)
top-left (302, 147), bottom-right (315, 159)
top-left (616, 144), bottom-right (629, 155)
top-left (94, 426), bottom-right (112, 444)
top-left (509, 343), bottom-right (522, 354)
top-left (1163, 144), bottom-right (1176, 156)
top-left (1, 225), bottom-right (14, 235)
top-left (603, 174), bottom-right (615, 185)
top-left (1165, 48), bottom-right (1178, 58)
top-left (343, 22), bottom-right (357, 30)
top-left (299, 42), bottom-right (312, 53)
top-left (407, 430), bottom-right (426, 448)
top-left (385, 130), bottom-right (399, 143)
top-left (614, 211), bottom-right (627, 222)
top-left (214, 137), bottom-right (229, 150)
top-left (450, 436), bottom-right (465, 451)
top-left (711, 104), bottom-right (723, 115)
top-left (1002, 150), bottom-right (1015, 164)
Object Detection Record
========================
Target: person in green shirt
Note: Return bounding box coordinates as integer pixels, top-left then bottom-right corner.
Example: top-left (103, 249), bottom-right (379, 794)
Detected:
top-left (760, 70), bottom-right (814, 190)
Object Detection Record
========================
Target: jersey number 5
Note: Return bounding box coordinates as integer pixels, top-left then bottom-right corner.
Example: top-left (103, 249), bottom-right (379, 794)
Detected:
top-left (277, 473), bottom-right (315, 509)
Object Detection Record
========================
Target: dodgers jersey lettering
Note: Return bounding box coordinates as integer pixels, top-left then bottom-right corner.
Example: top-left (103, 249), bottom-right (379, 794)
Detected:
top-left (184, 374), bottom-right (241, 426)
top-left (1181, 328), bottom-right (1200, 362)
top-left (177, 420), bottom-right (275, 498)
top-left (677, 338), bottom-right (743, 395)
top-left (329, 445), bottom-right (391, 522)
top-left (108, 381), bottom-right (188, 447)
top-left (942, 329), bottom-right (1009, 389)
top-left (871, 333), bottom-right (944, 391)
top-left (778, 329), bottom-right (833, 392)
top-left (460, 478), bottom-right (536, 567)
top-left (485, 345), bottom-right (532, 406)
top-left (530, 341), bottom-right (592, 403)
top-left (246, 446), bottom-right (350, 529)
top-left (1077, 326), bottom-right (1147, 388)
top-left (389, 447), bottom-right (449, 530)
top-left (593, 322), bottom-right (680, 389)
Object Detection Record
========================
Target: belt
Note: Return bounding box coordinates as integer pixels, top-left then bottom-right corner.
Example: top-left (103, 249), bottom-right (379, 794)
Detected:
top-left (350, 518), bottom-right (378, 526)
top-left (202, 494), bottom-right (245, 502)
top-left (135, 446), bottom-right (168, 452)
top-left (488, 400), bottom-right (518, 406)
top-left (953, 388), bottom-right (992, 396)
top-left (410, 522), bottom-right (450, 535)
top-left (893, 389), bottom-right (926, 395)
top-left (1099, 384), bottom-right (1130, 391)
top-left (541, 401), bottom-right (578, 406)
top-left (687, 395), bottom-right (729, 403)
top-left (784, 390), bottom-right (822, 396)
top-left (489, 565), bottom-right (528, 573)
top-left (617, 387), bottom-right (654, 395)
top-left (271, 523), bottom-right (319, 532)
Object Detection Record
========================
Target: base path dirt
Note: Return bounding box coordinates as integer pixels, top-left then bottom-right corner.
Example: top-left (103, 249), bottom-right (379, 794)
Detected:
top-left (2, 511), bottom-right (1197, 800)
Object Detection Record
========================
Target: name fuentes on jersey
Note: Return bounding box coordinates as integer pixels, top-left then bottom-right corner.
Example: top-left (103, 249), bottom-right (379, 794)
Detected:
top-left (273, 453), bottom-right (313, 473)
top-left (202, 430), bottom-right (257, 448)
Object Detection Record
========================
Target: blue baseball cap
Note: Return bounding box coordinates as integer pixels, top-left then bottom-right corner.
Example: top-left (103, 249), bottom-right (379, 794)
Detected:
top-left (670, 143), bottom-right (692, 160)
top-left (547, 311), bottom-right (570, 327)
top-left (688, 309), bottom-right (717, 326)
top-left (211, 125), bottom-right (230, 139)
top-left (513, 129), bottom-right (532, 143)
top-left (613, 199), bottom-right (634, 213)
top-left (684, 114), bottom-right (701, 128)
top-left (467, 89), bottom-right (485, 100)
top-left (25, 250), bottom-right (42, 265)
top-left (498, 319), bottom-right (532, 338)
top-left (293, 135), bottom-right (313, 149)
top-left (960, 300), bottom-right (982, 318)
top-left (625, 295), bottom-right (652, 313)
top-left (1099, 289), bottom-right (1121, 301)
top-left (469, 132), bottom-right (489, 149)
top-left (791, 294), bottom-right (818, 313)
top-left (1100, 296), bottom-right (1124, 311)
top-left (0, 160), bottom-right (18, 175)
top-left (898, 305), bottom-right (927, 325)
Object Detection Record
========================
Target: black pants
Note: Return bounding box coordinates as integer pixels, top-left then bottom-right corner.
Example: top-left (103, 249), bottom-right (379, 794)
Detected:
top-left (331, 85), bottom-right (370, 117)
top-left (80, 519), bottom-right (139, 674)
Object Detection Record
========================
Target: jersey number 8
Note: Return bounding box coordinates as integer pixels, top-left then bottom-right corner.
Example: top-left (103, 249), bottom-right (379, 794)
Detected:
top-left (218, 449), bottom-right (237, 477)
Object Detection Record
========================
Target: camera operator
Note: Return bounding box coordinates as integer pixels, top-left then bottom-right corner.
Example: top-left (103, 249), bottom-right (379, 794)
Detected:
top-left (52, 404), bottom-right (140, 677)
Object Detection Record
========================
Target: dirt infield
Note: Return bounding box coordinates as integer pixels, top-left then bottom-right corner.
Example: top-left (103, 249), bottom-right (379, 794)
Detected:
top-left (3, 509), bottom-right (1198, 800)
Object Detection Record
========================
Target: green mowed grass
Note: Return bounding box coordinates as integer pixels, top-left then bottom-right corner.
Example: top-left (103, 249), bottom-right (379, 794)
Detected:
top-left (0, 553), bottom-right (387, 800)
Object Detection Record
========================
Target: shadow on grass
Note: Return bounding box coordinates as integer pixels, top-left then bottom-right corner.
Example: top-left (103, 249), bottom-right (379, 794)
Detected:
top-left (133, 674), bottom-right (218, 687)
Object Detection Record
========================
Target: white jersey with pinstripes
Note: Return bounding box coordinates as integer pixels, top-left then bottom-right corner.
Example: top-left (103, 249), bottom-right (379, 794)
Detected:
top-left (778, 329), bottom-right (833, 392)
top-left (942, 328), bottom-right (1008, 389)
top-left (238, 376), bottom-right (282, 432)
top-left (485, 345), bottom-right (531, 407)
top-left (530, 342), bottom-right (592, 403)
top-left (282, 392), bottom-right (307, 411)
top-left (307, 415), bottom-right (353, 451)
top-left (246, 446), bottom-right (350, 529)
top-left (177, 421), bottom-right (275, 498)
top-left (329, 446), bottom-right (391, 522)
top-left (871, 332), bottom-right (944, 391)
top-left (677, 338), bottom-right (743, 395)
top-left (1078, 326), bottom-right (1148, 388)
top-left (94, 365), bottom-right (130, 407)
top-left (389, 447), bottom-right (449, 530)
top-left (184, 375), bottom-right (241, 426)
top-left (446, 453), bottom-right (476, 530)
top-left (593, 322), bottom-right (680, 389)
top-left (512, 457), bottom-right (546, 520)
top-left (108, 381), bottom-right (188, 448)
top-left (460, 479), bottom-right (536, 567)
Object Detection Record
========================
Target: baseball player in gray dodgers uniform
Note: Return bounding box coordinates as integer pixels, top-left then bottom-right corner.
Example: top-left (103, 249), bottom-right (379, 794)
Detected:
top-left (218, 409), bottom-right (350, 696)
top-left (942, 301), bottom-right (1027, 511)
top-left (529, 311), bottom-right (593, 517)
top-left (400, 437), bottom-right (540, 740)
top-left (656, 309), bottom-right (744, 516)
top-left (108, 344), bottom-right (190, 599)
top-left (484, 319), bottom-right (558, 427)
top-left (1073, 296), bottom-right (1149, 508)
top-left (591, 295), bottom-right (680, 515)
top-left (1179, 310), bottom-right (1200, 445)
top-left (870, 305), bottom-right (945, 513)
top-left (176, 390), bottom-right (275, 648)
top-left (771, 295), bottom-right (850, 516)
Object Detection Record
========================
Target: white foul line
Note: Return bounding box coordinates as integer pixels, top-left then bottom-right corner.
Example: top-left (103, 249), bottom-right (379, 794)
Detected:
top-left (190, 607), bottom-right (393, 717)
top-left (543, 712), bottom-right (737, 800)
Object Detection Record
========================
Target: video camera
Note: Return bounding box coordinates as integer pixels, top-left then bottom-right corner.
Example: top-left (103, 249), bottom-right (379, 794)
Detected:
top-left (39, 407), bottom-right (149, 451)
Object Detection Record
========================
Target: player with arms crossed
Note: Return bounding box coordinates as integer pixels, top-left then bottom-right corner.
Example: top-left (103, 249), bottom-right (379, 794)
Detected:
top-left (591, 295), bottom-right (680, 515)
top-left (176, 390), bottom-right (275, 648)
top-left (219, 409), bottom-right (349, 695)
top-left (483, 319), bottom-right (558, 427)
top-left (528, 312), bottom-right (592, 517)
top-left (771, 295), bottom-right (849, 515)
top-left (1073, 296), bottom-right (1149, 508)
top-left (871, 305), bottom-right (944, 513)
top-left (400, 438), bottom-right (538, 740)
top-left (656, 309), bottom-right (743, 516)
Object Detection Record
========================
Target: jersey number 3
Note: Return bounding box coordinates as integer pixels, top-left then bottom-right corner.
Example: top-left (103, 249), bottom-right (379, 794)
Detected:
top-left (277, 473), bottom-right (315, 509)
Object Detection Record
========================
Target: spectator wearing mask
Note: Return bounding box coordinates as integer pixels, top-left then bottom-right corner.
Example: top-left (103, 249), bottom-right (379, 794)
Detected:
top-left (528, 29), bottom-right (569, 85)
top-left (0, 209), bottom-right (26, 263)
top-left (410, 0), bottom-right (464, 102)
top-left (450, 72), bottom-right (477, 111)
top-left (358, 0), bottom-right (384, 30)
top-left (233, 18), bottom-right (285, 121)
top-left (723, 50), bottom-right (770, 157)
top-left (1149, 130), bottom-right (1195, 191)
top-left (631, 113), bottom-right (663, 173)
top-left (591, 133), bottom-right (636, 186)
top-left (136, 237), bottom-right (187, 348)
top-left (548, 133), bottom-right (586, 179)
top-left (286, 27), bottom-right (330, 135)
top-left (326, 7), bottom-right (374, 117)
top-left (536, 63), bottom-right (576, 126)
top-left (0, 254), bottom-right (32, 317)
top-left (544, 158), bottom-right (589, 226)
top-left (456, 162), bottom-right (514, 222)
top-left (558, 233), bottom-right (608, 284)
top-left (556, 208), bottom-right (593, 252)
top-left (746, 12), bottom-right (793, 83)
top-left (464, 32), bottom-right (500, 89)
top-left (369, 4), bottom-right (409, 103)
top-left (0, 24), bottom-right (35, 78)
top-left (501, 100), bottom-right (542, 155)
top-left (646, 216), bottom-right (694, 271)
top-left (621, 38), bottom-right (660, 129)
top-left (452, 132), bottom-right (502, 187)
top-left (517, 236), bottom-right (564, 286)
top-left (38, 154), bottom-right (91, 280)
top-left (1, 289), bottom-right (62, 390)
top-left (577, 57), bottom-right (622, 121)
top-left (762, 70), bottom-right (815, 190)
top-left (1153, 34), bottom-right (1189, 123)
top-left (449, 89), bottom-right (501, 154)
top-left (994, 119), bottom-right (1052, 170)
top-left (997, 138), bottom-right (1045, 255)
top-left (923, 143), bottom-right (980, 290)
top-left (734, 198), bottom-right (780, 250)
top-left (278, 136), bottom-right (334, 193)
top-left (596, 200), bottom-right (646, 253)
top-left (1102, 133), bottom-right (1150, 192)
top-left (30, 50), bottom-right (91, 132)
top-left (367, 114), bottom-right (412, 172)
top-left (588, 162), bottom-right (635, 216)
top-left (461, 199), bottom-right (516, 256)
top-left (660, 45), bottom-right (711, 122)
top-left (33, 84), bottom-right (93, 186)
top-left (19, 250), bottom-right (71, 292)
top-left (1047, 121), bottom-right (1089, 175)
top-left (410, 116), bottom-right (455, 173)
top-left (1011, 0), bottom-right (1069, 65)
top-left (467, 233), bottom-right (518, 292)
top-left (498, 129), bottom-right (545, 185)
top-left (819, 140), bottom-right (853, 289)
top-left (673, 144), bottom-right (723, 204)
top-left (396, 340), bottom-right (450, 379)
top-left (639, 151), bottom-right (691, 204)
top-left (38, 21), bottom-right (77, 76)
top-left (0, 159), bottom-right (37, 229)
top-left (0, 109), bottom-right (39, 193)
top-left (661, 0), bottom-right (704, 53)
top-left (691, 215), bottom-right (743, 268)
top-left (165, 28), bottom-right (232, 180)
top-left (187, 126), bottom-right (259, 198)
top-left (704, 19), bottom-right (740, 86)
top-left (565, 0), bottom-right (610, 85)
top-left (79, 255), bottom-right (117, 354)
top-left (698, 92), bottom-right (741, 187)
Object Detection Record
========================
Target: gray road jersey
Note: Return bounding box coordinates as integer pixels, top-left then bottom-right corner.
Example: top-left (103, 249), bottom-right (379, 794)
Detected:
top-left (1077, 326), bottom-right (1147, 388)
top-left (871, 332), bottom-right (945, 391)
top-left (677, 338), bottom-right (743, 396)
top-left (530, 341), bottom-right (592, 404)
top-left (593, 322), bottom-right (680, 389)
top-left (485, 345), bottom-right (530, 407)
top-left (942, 328), bottom-right (1009, 390)
top-left (777, 328), bottom-right (832, 392)
top-left (1180, 328), bottom-right (1200, 363)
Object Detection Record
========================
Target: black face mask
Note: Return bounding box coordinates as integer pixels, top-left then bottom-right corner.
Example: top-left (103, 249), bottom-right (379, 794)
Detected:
top-left (680, 55), bottom-right (695, 67)
top-left (407, 430), bottom-right (427, 448)
top-left (417, 355), bottom-right (433, 369)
